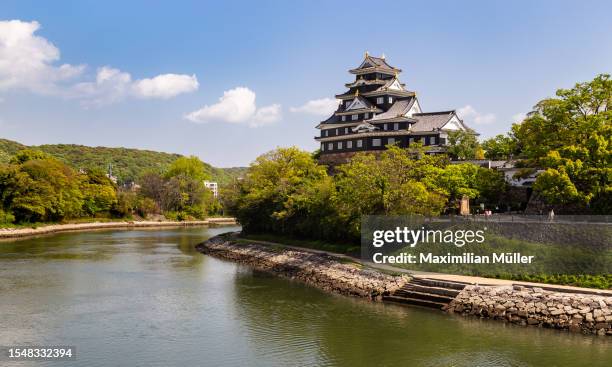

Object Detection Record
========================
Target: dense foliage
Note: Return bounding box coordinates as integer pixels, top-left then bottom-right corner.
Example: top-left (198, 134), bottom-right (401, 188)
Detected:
top-left (482, 74), bottom-right (611, 213)
top-left (446, 130), bottom-right (481, 160)
top-left (135, 156), bottom-right (220, 220)
top-left (0, 150), bottom-right (117, 223)
top-left (225, 146), bottom-right (507, 243)
top-left (0, 150), bottom-right (220, 225)
top-left (226, 75), bottom-right (610, 244)
top-left (0, 139), bottom-right (247, 186)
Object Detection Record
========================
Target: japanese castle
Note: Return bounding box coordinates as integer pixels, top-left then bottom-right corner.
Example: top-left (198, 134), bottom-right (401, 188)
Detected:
top-left (316, 52), bottom-right (473, 165)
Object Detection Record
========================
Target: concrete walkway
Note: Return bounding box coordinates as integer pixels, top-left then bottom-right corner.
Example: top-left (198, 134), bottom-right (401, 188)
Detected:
top-left (239, 235), bottom-right (612, 297)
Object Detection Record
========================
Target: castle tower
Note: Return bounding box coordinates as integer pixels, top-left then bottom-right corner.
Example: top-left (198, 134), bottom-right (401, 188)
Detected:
top-left (315, 53), bottom-right (473, 165)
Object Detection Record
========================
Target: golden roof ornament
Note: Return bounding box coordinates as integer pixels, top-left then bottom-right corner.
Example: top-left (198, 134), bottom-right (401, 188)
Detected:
top-left (381, 53), bottom-right (386, 60)
top-left (364, 50), bottom-right (369, 58)
top-left (355, 89), bottom-right (359, 96)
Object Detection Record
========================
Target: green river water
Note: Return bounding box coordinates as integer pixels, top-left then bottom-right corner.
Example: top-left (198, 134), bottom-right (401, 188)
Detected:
top-left (0, 226), bottom-right (610, 366)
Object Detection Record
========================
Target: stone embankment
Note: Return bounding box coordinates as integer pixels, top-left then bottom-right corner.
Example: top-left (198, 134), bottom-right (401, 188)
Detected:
top-left (447, 284), bottom-right (612, 336)
top-left (0, 218), bottom-right (237, 239)
top-left (196, 235), bottom-right (409, 299)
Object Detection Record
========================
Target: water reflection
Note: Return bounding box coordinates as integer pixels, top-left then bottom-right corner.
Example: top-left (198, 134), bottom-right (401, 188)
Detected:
top-left (232, 269), bottom-right (612, 367)
top-left (0, 226), bottom-right (610, 367)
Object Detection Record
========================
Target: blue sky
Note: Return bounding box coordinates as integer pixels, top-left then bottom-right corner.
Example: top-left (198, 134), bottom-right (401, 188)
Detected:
top-left (1, 0), bottom-right (611, 167)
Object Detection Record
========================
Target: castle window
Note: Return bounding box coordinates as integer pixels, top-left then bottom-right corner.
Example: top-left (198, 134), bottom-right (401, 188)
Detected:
top-left (357, 139), bottom-right (363, 148)
top-left (347, 140), bottom-right (353, 149)
top-left (338, 141), bottom-right (343, 149)
top-left (388, 137), bottom-right (395, 145)
top-left (376, 97), bottom-right (384, 105)
top-left (321, 144), bottom-right (325, 151)
top-left (383, 124), bottom-right (388, 130)
top-left (328, 143), bottom-right (333, 150)
top-left (345, 127), bottom-right (349, 134)
top-left (341, 116), bottom-right (346, 122)
top-left (409, 137), bottom-right (414, 144)
top-left (335, 128), bottom-right (338, 135)
top-left (364, 113), bottom-right (369, 119)
top-left (323, 130), bottom-right (327, 137)
top-left (393, 122), bottom-right (399, 130)
top-left (388, 97), bottom-right (393, 104)
top-left (372, 138), bottom-right (381, 147)
top-left (351, 114), bottom-right (358, 121)
top-left (429, 136), bottom-right (436, 145)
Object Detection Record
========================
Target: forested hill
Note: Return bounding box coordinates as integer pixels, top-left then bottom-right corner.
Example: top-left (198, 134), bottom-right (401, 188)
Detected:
top-left (0, 138), bottom-right (246, 185)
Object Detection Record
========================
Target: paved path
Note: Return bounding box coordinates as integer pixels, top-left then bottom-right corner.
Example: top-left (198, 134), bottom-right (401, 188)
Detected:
top-left (240, 235), bottom-right (612, 297)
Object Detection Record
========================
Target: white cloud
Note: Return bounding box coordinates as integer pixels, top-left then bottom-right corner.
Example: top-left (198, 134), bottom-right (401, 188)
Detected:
top-left (0, 20), bottom-right (198, 105)
top-left (186, 87), bottom-right (256, 123)
top-left (72, 66), bottom-right (132, 106)
top-left (290, 98), bottom-right (339, 116)
top-left (457, 105), bottom-right (496, 125)
top-left (185, 87), bottom-right (281, 128)
top-left (0, 20), bottom-right (84, 93)
top-left (132, 74), bottom-right (199, 99)
top-left (512, 112), bottom-right (527, 123)
top-left (252, 104), bottom-right (281, 127)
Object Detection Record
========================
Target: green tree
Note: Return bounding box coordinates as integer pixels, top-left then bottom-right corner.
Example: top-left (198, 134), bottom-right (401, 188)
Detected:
top-left (446, 130), bottom-right (480, 160)
top-left (228, 147), bottom-right (336, 238)
top-left (481, 134), bottom-right (516, 160)
top-left (80, 169), bottom-right (117, 215)
top-left (135, 197), bottom-right (159, 218)
top-left (1, 154), bottom-right (83, 222)
top-left (113, 191), bottom-right (137, 218)
top-left (10, 149), bottom-right (53, 164)
top-left (335, 146), bottom-right (447, 221)
top-left (533, 168), bottom-right (580, 205)
top-left (512, 74), bottom-right (611, 211)
top-left (164, 156), bottom-right (210, 181)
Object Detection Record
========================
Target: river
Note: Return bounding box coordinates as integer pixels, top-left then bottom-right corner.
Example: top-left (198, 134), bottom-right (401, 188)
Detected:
top-left (0, 226), bottom-right (610, 366)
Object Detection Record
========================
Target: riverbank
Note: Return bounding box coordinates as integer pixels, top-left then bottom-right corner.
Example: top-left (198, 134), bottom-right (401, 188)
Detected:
top-left (0, 217), bottom-right (237, 239)
top-left (196, 234), bottom-right (408, 299)
top-left (448, 284), bottom-right (612, 336)
top-left (197, 234), bottom-right (612, 336)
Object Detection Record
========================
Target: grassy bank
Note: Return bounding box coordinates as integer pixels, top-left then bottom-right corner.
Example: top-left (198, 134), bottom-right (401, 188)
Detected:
top-left (504, 274), bottom-right (612, 290)
top-left (239, 233), bottom-right (360, 255)
top-left (238, 232), bottom-right (611, 290)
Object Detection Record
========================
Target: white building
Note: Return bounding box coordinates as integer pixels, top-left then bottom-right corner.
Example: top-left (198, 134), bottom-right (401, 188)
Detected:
top-left (451, 160), bottom-right (544, 187)
top-left (204, 181), bottom-right (218, 198)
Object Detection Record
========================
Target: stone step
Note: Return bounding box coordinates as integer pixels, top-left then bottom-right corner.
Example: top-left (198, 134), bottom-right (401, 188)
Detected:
top-left (411, 277), bottom-right (468, 291)
top-left (383, 295), bottom-right (447, 309)
top-left (400, 284), bottom-right (461, 297)
top-left (393, 289), bottom-right (455, 304)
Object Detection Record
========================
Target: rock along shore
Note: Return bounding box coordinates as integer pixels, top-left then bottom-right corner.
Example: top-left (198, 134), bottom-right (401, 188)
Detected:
top-left (447, 284), bottom-right (612, 336)
top-left (198, 235), bottom-right (612, 336)
top-left (196, 235), bottom-right (409, 299)
top-left (0, 218), bottom-right (237, 239)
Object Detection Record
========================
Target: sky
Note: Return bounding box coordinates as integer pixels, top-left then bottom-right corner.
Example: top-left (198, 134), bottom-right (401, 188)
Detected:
top-left (1, 0), bottom-right (611, 167)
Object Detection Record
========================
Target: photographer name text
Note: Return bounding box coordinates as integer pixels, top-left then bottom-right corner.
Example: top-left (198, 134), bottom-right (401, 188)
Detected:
top-left (372, 252), bottom-right (535, 264)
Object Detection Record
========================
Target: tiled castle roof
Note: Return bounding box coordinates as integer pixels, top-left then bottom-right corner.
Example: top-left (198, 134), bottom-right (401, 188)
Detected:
top-left (411, 111), bottom-right (456, 131)
top-left (370, 98), bottom-right (416, 120)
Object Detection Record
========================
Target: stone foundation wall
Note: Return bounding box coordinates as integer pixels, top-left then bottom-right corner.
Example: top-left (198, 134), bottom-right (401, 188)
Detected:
top-left (448, 284), bottom-right (612, 336)
top-left (196, 235), bottom-right (408, 299)
top-left (318, 151), bottom-right (359, 166)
